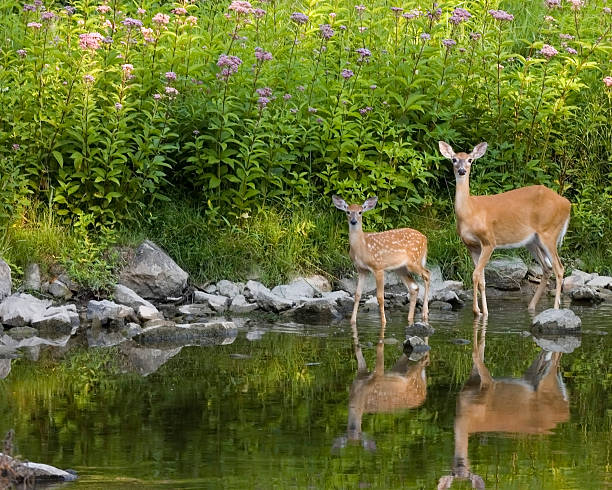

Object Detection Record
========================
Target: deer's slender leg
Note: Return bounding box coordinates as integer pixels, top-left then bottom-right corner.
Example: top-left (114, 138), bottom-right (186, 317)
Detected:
top-left (374, 270), bottom-right (386, 329)
top-left (351, 270), bottom-right (366, 325)
top-left (398, 268), bottom-right (418, 324)
top-left (472, 245), bottom-right (493, 317)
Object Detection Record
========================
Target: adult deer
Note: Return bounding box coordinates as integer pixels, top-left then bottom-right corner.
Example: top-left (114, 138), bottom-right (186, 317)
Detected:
top-left (438, 322), bottom-right (569, 489)
top-left (333, 195), bottom-right (430, 326)
top-left (438, 141), bottom-right (571, 317)
top-left (332, 323), bottom-right (429, 451)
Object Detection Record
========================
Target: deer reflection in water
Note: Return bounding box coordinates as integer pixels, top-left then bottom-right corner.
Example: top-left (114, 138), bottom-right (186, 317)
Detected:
top-left (333, 323), bottom-right (429, 451)
top-left (439, 321), bottom-right (570, 489)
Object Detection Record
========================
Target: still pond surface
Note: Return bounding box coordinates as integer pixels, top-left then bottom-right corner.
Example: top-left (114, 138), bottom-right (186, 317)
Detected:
top-left (1, 297), bottom-right (611, 489)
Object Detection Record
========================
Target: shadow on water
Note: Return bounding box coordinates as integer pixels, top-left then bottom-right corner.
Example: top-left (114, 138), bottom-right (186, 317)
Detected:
top-left (0, 299), bottom-right (611, 488)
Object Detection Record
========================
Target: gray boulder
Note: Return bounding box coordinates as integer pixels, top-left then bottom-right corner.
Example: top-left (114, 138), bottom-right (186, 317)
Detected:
top-left (86, 327), bottom-right (129, 347)
top-left (271, 278), bottom-right (319, 300)
top-left (586, 275), bottom-right (612, 289)
top-left (282, 298), bottom-right (342, 323)
top-left (46, 279), bottom-right (72, 300)
top-left (302, 274), bottom-right (332, 293)
top-left (570, 286), bottom-right (604, 304)
top-left (485, 257), bottom-right (528, 290)
top-left (23, 263), bottom-right (41, 291)
top-left (532, 308), bottom-right (581, 333)
top-left (406, 322), bottom-right (435, 337)
top-left (31, 305), bottom-right (80, 336)
top-left (0, 452), bottom-right (77, 483)
top-left (119, 240), bottom-right (189, 299)
top-left (430, 288), bottom-right (464, 308)
top-left (216, 280), bottom-right (241, 299)
top-left (118, 342), bottom-right (182, 376)
top-left (0, 259), bottom-right (11, 300)
top-left (0, 293), bottom-right (51, 327)
top-left (244, 280), bottom-right (293, 312)
top-left (86, 300), bottom-right (136, 324)
top-left (178, 303), bottom-right (214, 317)
top-left (114, 284), bottom-right (158, 310)
top-left (0, 358), bottom-right (11, 379)
top-left (193, 291), bottom-right (229, 312)
top-left (229, 294), bottom-right (258, 314)
top-left (5, 326), bottom-right (38, 341)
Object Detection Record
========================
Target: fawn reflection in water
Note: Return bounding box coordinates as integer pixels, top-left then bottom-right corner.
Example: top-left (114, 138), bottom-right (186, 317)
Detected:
top-left (439, 320), bottom-right (570, 489)
top-left (333, 322), bottom-right (430, 451)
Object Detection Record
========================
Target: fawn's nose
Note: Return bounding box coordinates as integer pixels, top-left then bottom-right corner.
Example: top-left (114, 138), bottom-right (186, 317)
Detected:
top-left (457, 168), bottom-right (466, 176)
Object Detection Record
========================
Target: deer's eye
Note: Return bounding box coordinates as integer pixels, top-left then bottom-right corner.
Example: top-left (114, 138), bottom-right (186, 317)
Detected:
top-left (358, 211), bottom-right (362, 215)
top-left (452, 158), bottom-right (457, 163)
top-left (468, 158), bottom-right (473, 163)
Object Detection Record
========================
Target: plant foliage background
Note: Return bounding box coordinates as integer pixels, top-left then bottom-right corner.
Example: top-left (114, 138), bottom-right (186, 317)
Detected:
top-left (0, 0), bottom-right (611, 283)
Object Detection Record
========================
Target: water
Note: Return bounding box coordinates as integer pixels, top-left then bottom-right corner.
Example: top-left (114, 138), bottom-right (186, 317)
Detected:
top-left (1, 297), bottom-right (611, 489)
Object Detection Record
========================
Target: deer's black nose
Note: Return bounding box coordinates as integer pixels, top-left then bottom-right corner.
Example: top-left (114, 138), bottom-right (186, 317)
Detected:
top-left (350, 218), bottom-right (358, 225)
top-left (457, 168), bottom-right (466, 176)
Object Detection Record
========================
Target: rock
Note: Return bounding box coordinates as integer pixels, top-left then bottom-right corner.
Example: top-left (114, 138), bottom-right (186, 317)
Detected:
top-left (229, 294), bottom-right (258, 314)
top-left (246, 329), bottom-right (266, 341)
top-left (362, 296), bottom-right (379, 312)
top-left (532, 308), bottom-right (581, 333)
top-left (119, 240), bottom-right (189, 299)
top-left (586, 275), bottom-right (612, 289)
top-left (533, 334), bottom-right (581, 353)
top-left (302, 274), bottom-right (331, 293)
top-left (0, 293), bottom-right (51, 327)
top-left (31, 305), bottom-right (80, 336)
top-left (0, 259), bottom-right (11, 300)
top-left (484, 257), bottom-right (528, 290)
top-left (337, 271), bottom-right (403, 295)
top-left (450, 339), bottom-right (471, 345)
top-left (0, 452), bottom-right (78, 483)
top-left (0, 358), bottom-right (11, 379)
top-left (244, 280), bottom-right (293, 312)
top-left (216, 280), bottom-right (241, 299)
top-left (429, 300), bottom-right (453, 311)
top-left (527, 263), bottom-right (544, 282)
top-left (23, 263), bottom-right (41, 291)
top-left (570, 269), bottom-right (595, 283)
top-left (430, 288), bottom-right (464, 308)
top-left (562, 274), bottom-right (585, 292)
top-left (203, 284), bottom-right (217, 294)
top-left (271, 277), bottom-right (319, 300)
top-left (134, 321), bottom-right (237, 346)
top-left (570, 286), bottom-right (604, 304)
top-left (6, 326), bottom-right (39, 341)
top-left (123, 323), bottom-right (143, 339)
top-left (442, 280), bottom-right (464, 292)
top-left (136, 305), bottom-right (163, 321)
top-left (193, 291), bottom-right (229, 312)
top-left (282, 298), bottom-right (342, 323)
top-left (143, 319), bottom-right (176, 329)
top-left (86, 300), bottom-right (137, 325)
top-left (178, 303), bottom-right (214, 317)
top-left (406, 322), bottom-right (435, 337)
top-left (47, 279), bottom-right (72, 300)
top-left (114, 284), bottom-right (158, 310)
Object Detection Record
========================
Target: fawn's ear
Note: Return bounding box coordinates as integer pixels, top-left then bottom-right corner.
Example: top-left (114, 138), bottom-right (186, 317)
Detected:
top-left (471, 142), bottom-right (488, 160)
top-left (332, 195), bottom-right (348, 211)
top-left (362, 196), bottom-right (378, 212)
top-left (438, 141), bottom-right (455, 159)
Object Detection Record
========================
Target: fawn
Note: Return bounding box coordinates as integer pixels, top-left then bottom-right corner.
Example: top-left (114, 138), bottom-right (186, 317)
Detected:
top-left (333, 195), bottom-right (430, 326)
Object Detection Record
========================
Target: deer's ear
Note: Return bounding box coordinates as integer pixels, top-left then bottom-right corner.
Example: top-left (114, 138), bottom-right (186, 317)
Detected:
top-left (362, 196), bottom-right (378, 212)
top-left (332, 195), bottom-right (348, 211)
top-left (438, 141), bottom-right (455, 159)
top-left (471, 142), bottom-right (488, 160)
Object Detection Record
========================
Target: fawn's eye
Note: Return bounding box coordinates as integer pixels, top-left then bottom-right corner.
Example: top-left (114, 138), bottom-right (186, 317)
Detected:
top-left (468, 158), bottom-right (473, 163)
top-left (452, 158), bottom-right (457, 163)
top-left (358, 211), bottom-right (362, 215)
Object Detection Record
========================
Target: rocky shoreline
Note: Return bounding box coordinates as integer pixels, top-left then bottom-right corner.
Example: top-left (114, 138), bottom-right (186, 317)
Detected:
top-left (1, 241), bottom-right (610, 369)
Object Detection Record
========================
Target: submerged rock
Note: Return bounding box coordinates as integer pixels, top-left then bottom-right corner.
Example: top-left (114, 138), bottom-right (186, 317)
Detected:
top-left (532, 308), bottom-right (581, 333)
top-left (134, 321), bottom-right (237, 346)
top-left (569, 286), bottom-right (604, 304)
top-left (406, 322), bottom-right (435, 337)
top-left (533, 334), bottom-right (581, 354)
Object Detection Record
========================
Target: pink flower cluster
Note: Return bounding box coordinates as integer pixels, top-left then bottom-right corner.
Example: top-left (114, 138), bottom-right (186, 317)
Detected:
top-left (603, 76), bottom-right (612, 87)
top-left (152, 13), bottom-right (170, 25)
top-left (228, 1), bottom-right (253, 15)
top-left (254, 46), bottom-right (272, 62)
top-left (567, 0), bottom-right (583, 11)
top-left (319, 24), bottom-right (334, 40)
top-left (540, 44), bottom-right (558, 59)
top-left (341, 69), bottom-right (354, 79)
top-left (442, 38), bottom-right (457, 48)
top-left (290, 12), bottom-right (308, 24)
top-left (97, 5), bottom-right (111, 14)
top-left (79, 32), bottom-right (104, 50)
top-left (403, 9), bottom-right (422, 20)
top-left (488, 9), bottom-right (514, 21)
top-left (545, 0), bottom-right (561, 8)
top-left (449, 7), bottom-right (471, 24)
top-left (217, 54), bottom-right (242, 80)
top-left (172, 7), bottom-right (187, 15)
top-left (356, 47), bottom-right (371, 61)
